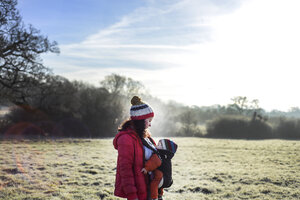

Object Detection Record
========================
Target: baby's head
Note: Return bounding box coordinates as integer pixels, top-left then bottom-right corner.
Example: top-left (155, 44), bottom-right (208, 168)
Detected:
top-left (157, 139), bottom-right (177, 154)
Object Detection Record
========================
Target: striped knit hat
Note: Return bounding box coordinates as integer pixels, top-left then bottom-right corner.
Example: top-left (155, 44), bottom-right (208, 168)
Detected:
top-left (130, 96), bottom-right (154, 120)
top-left (158, 139), bottom-right (178, 154)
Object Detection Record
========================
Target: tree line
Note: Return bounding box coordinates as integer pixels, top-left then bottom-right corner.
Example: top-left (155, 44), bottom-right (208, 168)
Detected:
top-left (1, 0), bottom-right (299, 139)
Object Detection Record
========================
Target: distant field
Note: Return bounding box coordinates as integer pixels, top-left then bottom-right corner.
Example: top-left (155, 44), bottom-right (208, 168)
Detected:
top-left (0, 138), bottom-right (299, 200)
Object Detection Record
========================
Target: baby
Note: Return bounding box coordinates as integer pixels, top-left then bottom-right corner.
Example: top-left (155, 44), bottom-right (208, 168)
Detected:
top-left (141, 139), bottom-right (177, 200)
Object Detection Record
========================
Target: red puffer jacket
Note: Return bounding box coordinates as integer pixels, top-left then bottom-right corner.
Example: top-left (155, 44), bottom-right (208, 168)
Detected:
top-left (113, 128), bottom-right (153, 200)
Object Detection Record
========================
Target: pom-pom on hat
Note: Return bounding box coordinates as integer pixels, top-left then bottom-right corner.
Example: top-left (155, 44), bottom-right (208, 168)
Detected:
top-left (130, 96), bottom-right (154, 120)
top-left (158, 139), bottom-right (178, 154)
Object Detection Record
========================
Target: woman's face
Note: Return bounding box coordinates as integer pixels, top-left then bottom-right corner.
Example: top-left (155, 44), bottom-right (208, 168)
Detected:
top-left (145, 117), bottom-right (153, 129)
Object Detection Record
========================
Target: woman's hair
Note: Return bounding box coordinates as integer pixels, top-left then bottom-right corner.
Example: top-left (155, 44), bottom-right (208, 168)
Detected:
top-left (119, 119), bottom-right (145, 138)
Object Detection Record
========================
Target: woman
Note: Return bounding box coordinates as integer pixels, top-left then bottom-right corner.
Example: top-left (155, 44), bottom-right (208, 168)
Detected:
top-left (113, 96), bottom-right (156, 200)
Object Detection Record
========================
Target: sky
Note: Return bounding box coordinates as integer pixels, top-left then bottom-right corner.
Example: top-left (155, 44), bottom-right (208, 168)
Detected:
top-left (17, 0), bottom-right (300, 111)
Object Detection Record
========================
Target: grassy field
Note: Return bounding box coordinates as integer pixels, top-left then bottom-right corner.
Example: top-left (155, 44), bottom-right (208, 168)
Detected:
top-left (0, 137), bottom-right (299, 200)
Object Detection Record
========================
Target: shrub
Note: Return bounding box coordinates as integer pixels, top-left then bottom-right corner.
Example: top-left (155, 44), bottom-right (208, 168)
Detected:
top-left (52, 118), bottom-right (91, 138)
top-left (1, 106), bottom-right (48, 138)
top-left (248, 120), bottom-right (273, 139)
top-left (0, 118), bottom-right (11, 135)
top-left (206, 116), bottom-right (273, 139)
top-left (6, 105), bottom-right (48, 123)
top-left (274, 119), bottom-right (300, 139)
top-left (175, 123), bottom-right (204, 137)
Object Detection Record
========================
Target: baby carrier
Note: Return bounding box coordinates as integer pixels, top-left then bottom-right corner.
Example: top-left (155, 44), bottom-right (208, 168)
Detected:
top-left (142, 138), bottom-right (178, 188)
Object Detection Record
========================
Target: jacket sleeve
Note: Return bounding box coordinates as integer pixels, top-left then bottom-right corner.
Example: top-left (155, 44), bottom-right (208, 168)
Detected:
top-left (144, 153), bottom-right (162, 172)
top-left (117, 135), bottom-right (138, 200)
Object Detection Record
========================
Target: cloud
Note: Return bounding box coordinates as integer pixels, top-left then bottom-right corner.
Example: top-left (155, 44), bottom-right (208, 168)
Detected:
top-left (42, 0), bottom-right (244, 108)
top-left (43, 0), bottom-right (300, 111)
top-left (44, 0), bottom-right (241, 70)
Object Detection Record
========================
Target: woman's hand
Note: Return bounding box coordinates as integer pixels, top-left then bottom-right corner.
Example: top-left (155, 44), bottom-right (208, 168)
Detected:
top-left (141, 168), bottom-right (148, 174)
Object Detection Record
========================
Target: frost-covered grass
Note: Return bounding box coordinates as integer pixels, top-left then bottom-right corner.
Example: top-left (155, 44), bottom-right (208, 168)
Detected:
top-left (0, 138), bottom-right (299, 199)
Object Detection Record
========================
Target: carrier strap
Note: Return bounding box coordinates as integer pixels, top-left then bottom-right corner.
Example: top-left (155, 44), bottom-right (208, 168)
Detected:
top-left (142, 138), bottom-right (161, 160)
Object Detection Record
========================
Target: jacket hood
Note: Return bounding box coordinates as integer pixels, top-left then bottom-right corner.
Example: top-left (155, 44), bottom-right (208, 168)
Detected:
top-left (113, 129), bottom-right (138, 150)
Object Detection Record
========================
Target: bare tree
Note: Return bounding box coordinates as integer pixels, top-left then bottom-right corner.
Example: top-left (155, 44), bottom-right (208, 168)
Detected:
top-left (100, 73), bottom-right (145, 97)
top-left (250, 99), bottom-right (259, 110)
top-left (100, 74), bottom-right (127, 95)
top-left (0, 0), bottom-right (59, 105)
top-left (126, 77), bottom-right (145, 98)
top-left (230, 96), bottom-right (248, 114)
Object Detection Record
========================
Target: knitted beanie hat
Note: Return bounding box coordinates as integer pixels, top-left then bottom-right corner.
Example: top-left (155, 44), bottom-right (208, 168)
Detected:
top-left (130, 96), bottom-right (154, 120)
top-left (158, 139), bottom-right (178, 154)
